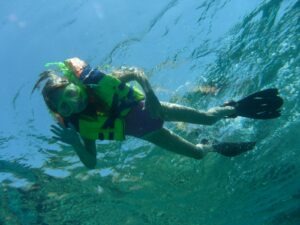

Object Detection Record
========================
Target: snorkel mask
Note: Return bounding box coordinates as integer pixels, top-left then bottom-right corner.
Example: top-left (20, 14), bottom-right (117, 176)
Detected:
top-left (54, 82), bottom-right (88, 117)
top-left (45, 60), bottom-right (85, 90)
top-left (41, 60), bottom-right (88, 116)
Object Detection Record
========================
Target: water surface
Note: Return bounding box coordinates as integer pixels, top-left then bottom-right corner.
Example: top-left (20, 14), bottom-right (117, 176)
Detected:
top-left (0, 0), bottom-right (299, 224)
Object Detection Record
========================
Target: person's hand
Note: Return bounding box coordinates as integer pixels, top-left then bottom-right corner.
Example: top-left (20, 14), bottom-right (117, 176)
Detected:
top-left (145, 90), bottom-right (163, 119)
top-left (64, 57), bottom-right (87, 76)
top-left (50, 123), bottom-right (82, 147)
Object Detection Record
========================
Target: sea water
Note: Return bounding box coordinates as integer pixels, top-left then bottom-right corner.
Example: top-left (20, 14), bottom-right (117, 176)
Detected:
top-left (0, 0), bottom-right (299, 224)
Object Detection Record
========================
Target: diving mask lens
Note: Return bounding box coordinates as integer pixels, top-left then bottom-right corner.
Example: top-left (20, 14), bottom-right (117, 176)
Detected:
top-left (58, 102), bottom-right (72, 116)
top-left (57, 84), bottom-right (86, 116)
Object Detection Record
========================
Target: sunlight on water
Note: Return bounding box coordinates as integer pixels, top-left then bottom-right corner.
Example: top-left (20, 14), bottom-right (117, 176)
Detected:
top-left (0, 0), bottom-right (299, 224)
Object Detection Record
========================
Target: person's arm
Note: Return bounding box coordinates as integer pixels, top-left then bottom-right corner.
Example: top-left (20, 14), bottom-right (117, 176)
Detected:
top-left (51, 123), bottom-right (97, 169)
top-left (112, 67), bottom-right (152, 93)
top-left (112, 67), bottom-right (162, 118)
top-left (72, 137), bottom-right (97, 169)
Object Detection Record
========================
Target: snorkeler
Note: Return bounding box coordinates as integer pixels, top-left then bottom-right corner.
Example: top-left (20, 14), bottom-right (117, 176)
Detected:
top-left (32, 57), bottom-right (283, 169)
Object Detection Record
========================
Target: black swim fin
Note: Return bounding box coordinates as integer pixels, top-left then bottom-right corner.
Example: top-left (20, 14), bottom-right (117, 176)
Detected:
top-left (224, 88), bottom-right (283, 119)
top-left (213, 141), bottom-right (256, 157)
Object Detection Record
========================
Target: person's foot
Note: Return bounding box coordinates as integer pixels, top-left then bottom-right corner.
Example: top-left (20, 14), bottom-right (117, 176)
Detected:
top-left (196, 142), bottom-right (214, 157)
top-left (207, 106), bottom-right (236, 119)
top-left (197, 139), bottom-right (256, 157)
top-left (212, 142), bottom-right (256, 157)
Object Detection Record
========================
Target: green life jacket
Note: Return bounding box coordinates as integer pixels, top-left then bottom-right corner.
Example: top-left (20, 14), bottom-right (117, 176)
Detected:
top-left (46, 61), bottom-right (144, 141)
top-left (76, 66), bottom-right (145, 141)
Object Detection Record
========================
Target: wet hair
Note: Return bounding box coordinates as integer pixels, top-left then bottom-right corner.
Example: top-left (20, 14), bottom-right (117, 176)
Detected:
top-left (32, 71), bottom-right (70, 113)
top-left (33, 70), bottom-right (109, 120)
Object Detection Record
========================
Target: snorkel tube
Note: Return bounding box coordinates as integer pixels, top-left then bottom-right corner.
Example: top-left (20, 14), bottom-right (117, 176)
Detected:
top-left (45, 61), bottom-right (85, 90)
top-left (43, 60), bottom-right (88, 122)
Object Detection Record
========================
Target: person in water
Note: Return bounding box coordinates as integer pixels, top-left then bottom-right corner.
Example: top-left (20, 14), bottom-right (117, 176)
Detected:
top-left (33, 57), bottom-right (283, 169)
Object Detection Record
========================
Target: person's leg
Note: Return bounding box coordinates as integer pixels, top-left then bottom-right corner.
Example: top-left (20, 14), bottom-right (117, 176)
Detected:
top-left (160, 102), bottom-right (235, 125)
top-left (141, 128), bottom-right (213, 159)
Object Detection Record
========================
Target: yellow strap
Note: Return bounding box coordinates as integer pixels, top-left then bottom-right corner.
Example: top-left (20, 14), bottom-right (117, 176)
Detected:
top-left (79, 116), bottom-right (125, 141)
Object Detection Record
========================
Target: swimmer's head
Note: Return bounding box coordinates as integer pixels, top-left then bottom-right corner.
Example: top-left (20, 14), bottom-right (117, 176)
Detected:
top-left (33, 71), bottom-right (88, 117)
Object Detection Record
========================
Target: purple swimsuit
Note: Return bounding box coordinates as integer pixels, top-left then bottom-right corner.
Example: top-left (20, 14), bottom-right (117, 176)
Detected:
top-left (78, 66), bottom-right (163, 138)
top-left (124, 101), bottom-right (164, 137)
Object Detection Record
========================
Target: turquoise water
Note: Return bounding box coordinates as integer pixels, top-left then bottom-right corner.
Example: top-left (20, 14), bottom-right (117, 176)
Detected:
top-left (0, 0), bottom-right (299, 224)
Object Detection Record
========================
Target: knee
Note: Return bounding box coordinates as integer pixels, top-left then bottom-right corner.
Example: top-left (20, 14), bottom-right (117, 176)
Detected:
top-left (202, 116), bottom-right (219, 125)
